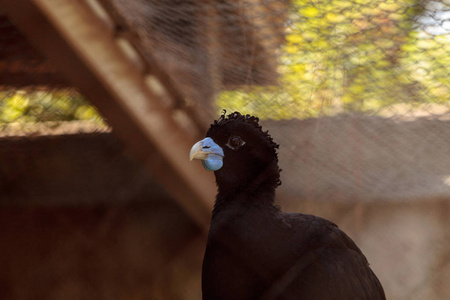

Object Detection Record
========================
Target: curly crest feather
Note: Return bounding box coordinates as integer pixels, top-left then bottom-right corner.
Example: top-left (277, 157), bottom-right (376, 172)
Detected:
top-left (212, 110), bottom-right (280, 151)
top-left (210, 110), bottom-right (281, 186)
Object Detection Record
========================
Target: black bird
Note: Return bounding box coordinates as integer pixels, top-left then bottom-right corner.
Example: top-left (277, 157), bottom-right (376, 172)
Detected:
top-left (190, 111), bottom-right (385, 300)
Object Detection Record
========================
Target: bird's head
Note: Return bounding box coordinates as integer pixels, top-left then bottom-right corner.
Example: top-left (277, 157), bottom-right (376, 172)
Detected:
top-left (190, 111), bottom-right (281, 196)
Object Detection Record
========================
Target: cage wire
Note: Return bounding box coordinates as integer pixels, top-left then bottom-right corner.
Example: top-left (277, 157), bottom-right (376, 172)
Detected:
top-left (2, 1), bottom-right (449, 127)
top-left (106, 0), bottom-right (450, 203)
top-left (110, 1), bottom-right (450, 299)
top-left (0, 87), bottom-right (106, 136)
top-left (1, 0), bottom-right (450, 299)
top-left (109, 0), bottom-right (450, 119)
top-left (0, 13), bottom-right (105, 136)
top-left (213, 0), bottom-right (450, 119)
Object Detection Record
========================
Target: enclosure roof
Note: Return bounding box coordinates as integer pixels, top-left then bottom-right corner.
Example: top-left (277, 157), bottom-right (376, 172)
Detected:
top-left (0, 15), bottom-right (68, 87)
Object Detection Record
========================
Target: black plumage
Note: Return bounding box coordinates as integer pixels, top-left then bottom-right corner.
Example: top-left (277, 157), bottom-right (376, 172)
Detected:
top-left (193, 111), bottom-right (385, 300)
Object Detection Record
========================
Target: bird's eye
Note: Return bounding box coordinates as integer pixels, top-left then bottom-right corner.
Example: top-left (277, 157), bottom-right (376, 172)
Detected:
top-left (227, 136), bottom-right (245, 150)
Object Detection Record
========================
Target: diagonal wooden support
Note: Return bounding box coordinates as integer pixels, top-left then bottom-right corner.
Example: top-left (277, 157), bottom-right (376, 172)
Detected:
top-left (1, 0), bottom-right (215, 229)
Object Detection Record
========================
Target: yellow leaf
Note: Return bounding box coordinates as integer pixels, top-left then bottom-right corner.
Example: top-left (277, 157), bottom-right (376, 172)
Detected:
top-left (299, 6), bottom-right (321, 18)
top-left (325, 12), bottom-right (346, 23)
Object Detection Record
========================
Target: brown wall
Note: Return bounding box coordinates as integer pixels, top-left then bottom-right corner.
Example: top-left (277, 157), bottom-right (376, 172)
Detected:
top-left (0, 133), bottom-right (204, 300)
top-left (1, 132), bottom-right (449, 300)
top-left (0, 205), bottom-right (204, 300)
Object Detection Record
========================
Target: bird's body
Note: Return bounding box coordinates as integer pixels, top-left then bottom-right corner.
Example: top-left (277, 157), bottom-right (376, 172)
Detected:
top-left (203, 201), bottom-right (384, 300)
top-left (190, 111), bottom-right (385, 300)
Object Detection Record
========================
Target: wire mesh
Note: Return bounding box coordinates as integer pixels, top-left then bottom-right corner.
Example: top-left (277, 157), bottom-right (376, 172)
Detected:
top-left (106, 0), bottom-right (450, 202)
top-left (0, 87), bottom-right (105, 136)
top-left (1, 0), bottom-right (449, 299)
top-left (0, 13), bottom-right (105, 135)
top-left (216, 0), bottom-right (450, 119)
top-left (109, 1), bottom-right (450, 299)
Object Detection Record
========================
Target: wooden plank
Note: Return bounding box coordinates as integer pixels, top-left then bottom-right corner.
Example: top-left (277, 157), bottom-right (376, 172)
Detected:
top-left (1, 0), bottom-right (215, 228)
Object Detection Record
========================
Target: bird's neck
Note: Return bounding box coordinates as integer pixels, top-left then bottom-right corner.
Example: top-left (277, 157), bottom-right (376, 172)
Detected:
top-left (213, 161), bottom-right (280, 214)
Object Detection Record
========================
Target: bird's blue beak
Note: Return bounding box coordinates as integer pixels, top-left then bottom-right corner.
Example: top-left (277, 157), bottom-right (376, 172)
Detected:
top-left (190, 137), bottom-right (224, 171)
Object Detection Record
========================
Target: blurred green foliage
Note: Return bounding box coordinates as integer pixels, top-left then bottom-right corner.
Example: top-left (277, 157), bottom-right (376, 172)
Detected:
top-left (218, 0), bottom-right (450, 119)
top-left (1, 0), bottom-right (448, 123)
top-left (0, 89), bottom-right (103, 124)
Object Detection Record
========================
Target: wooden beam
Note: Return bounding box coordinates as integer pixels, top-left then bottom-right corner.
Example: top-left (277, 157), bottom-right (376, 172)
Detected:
top-left (1, 0), bottom-right (215, 228)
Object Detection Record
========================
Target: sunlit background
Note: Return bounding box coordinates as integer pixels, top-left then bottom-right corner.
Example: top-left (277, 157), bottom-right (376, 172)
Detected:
top-left (1, 0), bottom-right (449, 299)
top-left (2, 1), bottom-right (449, 122)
